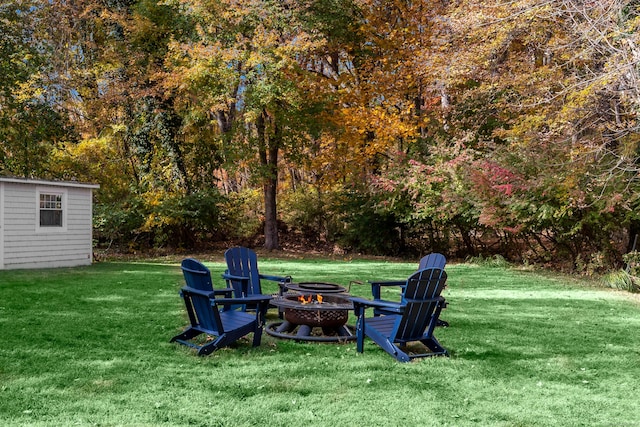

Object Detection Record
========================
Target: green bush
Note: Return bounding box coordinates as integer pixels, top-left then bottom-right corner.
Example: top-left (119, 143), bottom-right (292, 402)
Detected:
top-left (328, 189), bottom-right (403, 255)
top-left (601, 269), bottom-right (639, 293)
top-left (94, 189), bottom-right (227, 250)
top-left (465, 254), bottom-right (511, 268)
top-left (147, 189), bottom-right (225, 246)
top-left (94, 196), bottom-right (147, 248)
top-left (279, 186), bottom-right (327, 241)
top-left (218, 189), bottom-right (263, 240)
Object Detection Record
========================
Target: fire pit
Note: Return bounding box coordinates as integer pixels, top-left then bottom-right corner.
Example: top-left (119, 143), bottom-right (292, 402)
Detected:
top-left (280, 282), bottom-right (349, 294)
top-left (266, 293), bottom-right (355, 342)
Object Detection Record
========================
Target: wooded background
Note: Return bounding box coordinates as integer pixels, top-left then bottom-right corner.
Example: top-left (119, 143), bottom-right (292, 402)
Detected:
top-left (2, 0), bottom-right (640, 271)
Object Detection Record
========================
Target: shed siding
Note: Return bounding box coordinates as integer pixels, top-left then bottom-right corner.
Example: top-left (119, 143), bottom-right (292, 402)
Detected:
top-left (2, 182), bottom-right (94, 269)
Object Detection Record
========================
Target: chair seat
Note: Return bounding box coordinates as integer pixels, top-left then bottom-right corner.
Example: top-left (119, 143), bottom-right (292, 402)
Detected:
top-left (363, 315), bottom-right (398, 336)
top-left (218, 310), bottom-right (259, 330)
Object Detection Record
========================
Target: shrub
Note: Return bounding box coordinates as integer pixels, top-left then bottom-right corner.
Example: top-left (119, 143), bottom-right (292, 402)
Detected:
top-left (94, 196), bottom-right (147, 249)
top-left (218, 189), bottom-right (263, 240)
top-left (601, 270), bottom-right (639, 293)
top-left (465, 254), bottom-right (511, 268)
top-left (94, 189), bottom-right (227, 250)
top-left (144, 189), bottom-right (225, 247)
top-left (279, 186), bottom-right (327, 242)
top-left (327, 189), bottom-right (403, 255)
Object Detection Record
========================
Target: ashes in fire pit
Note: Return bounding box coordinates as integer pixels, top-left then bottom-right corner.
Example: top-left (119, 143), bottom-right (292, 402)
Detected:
top-left (266, 293), bottom-right (355, 342)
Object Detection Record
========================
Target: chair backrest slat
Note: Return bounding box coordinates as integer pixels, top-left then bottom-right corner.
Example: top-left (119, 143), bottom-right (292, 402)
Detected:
top-left (418, 253), bottom-right (446, 270)
top-left (182, 258), bottom-right (214, 291)
top-left (181, 259), bottom-right (223, 333)
top-left (224, 247), bottom-right (262, 295)
top-left (394, 268), bottom-right (447, 341)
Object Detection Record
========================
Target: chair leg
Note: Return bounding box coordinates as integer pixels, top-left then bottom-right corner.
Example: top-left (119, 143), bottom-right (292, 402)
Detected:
top-left (436, 319), bottom-right (449, 327)
top-left (170, 327), bottom-right (201, 343)
top-left (252, 327), bottom-right (263, 347)
top-left (356, 316), bottom-right (365, 353)
top-left (198, 340), bottom-right (220, 356)
top-left (380, 339), bottom-right (410, 362)
top-left (420, 337), bottom-right (448, 356)
top-left (362, 323), bottom-right (412, 362)
top-left (252, 304), bottom-right (268, 347)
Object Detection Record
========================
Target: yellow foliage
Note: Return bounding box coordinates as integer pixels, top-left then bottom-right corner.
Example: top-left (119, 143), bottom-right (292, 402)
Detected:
top-left (50, 135), bottom-right (131, 202)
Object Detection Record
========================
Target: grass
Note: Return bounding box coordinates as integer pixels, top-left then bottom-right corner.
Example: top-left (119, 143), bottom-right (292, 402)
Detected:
top-left (1, 257), bottom-right (639, 426)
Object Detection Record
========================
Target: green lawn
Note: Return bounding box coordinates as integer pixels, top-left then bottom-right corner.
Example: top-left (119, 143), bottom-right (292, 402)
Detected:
top-left (1, 257), bottom-right (639, 426)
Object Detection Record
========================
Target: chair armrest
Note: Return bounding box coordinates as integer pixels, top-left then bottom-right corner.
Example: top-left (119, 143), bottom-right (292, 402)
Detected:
top-left (350, 297), bottom-right (404, 312)
top-left (180, 286), bottom-right (217, 299)
top-left (259, 274), bottom-right (292, 283)
top-left (369, 280), bottom-right (406, 299)
top-left (351, 297), bottom-right (404, 317)
top-left (404, 296), bottom-right (446, 304)
top-left (222, 273), bottom-right (249, 282)
top-left (369, 280), bottom-right (406, 287)
top-left (222, 273), bottom-right (251, 296)
top-left (372, 298), bottom-right (400, 307)
top-left (215, 294), bottom-right (273, 305)
top-left (212, 288), bottom-right (234, 297)
top-left (353, 296), bottom-right (445, 309)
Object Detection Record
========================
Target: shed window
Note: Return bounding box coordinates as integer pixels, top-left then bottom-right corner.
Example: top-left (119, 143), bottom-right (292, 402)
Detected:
top-left (39, 193), bottom-right (63, 227)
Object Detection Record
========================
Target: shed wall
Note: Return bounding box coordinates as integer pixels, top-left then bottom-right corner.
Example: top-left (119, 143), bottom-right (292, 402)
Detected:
top-left (2, 182), bottom-right (94, 269)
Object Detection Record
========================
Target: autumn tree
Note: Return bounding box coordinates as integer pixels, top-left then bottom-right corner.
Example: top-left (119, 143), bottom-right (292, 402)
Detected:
top-left (11, 0), bottom-right (640, 264)
top-left (399, 0), bottom-right (640, 265)
top-left (301, 0), bottom-right (462, 253)
top-left (160, 0), bottom-right (344, 250)
top-left (0, 1), bottom-right (77, 178)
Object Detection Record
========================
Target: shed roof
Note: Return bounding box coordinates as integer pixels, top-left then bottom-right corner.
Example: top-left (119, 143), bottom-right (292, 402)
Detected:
top-left (0, 176), bottom-right (100, 189)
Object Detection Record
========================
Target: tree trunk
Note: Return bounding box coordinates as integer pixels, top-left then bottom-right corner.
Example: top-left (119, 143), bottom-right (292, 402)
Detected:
top-left (257, 110), bottom-right (280, 251)
top-left (264, 174), bottom-right (278, 250)
top-left (627, 220), bottom-right (640, 253)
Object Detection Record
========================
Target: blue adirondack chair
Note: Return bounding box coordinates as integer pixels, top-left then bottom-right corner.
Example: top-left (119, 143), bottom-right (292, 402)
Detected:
top-left (370, 253), bottom-right (448, 323)
top-left (223, 247), bottom-right (292, 299)
top-left (352, 267), bottom-right (449, 362)
top-left (170, 258), bottom-right (272, 356)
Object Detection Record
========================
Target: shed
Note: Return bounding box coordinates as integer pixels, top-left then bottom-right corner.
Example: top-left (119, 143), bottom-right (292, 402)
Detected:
top-left (0, 177), bottom-right (100, 270)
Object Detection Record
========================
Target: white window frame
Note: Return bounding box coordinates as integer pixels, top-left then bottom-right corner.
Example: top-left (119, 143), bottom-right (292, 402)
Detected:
top-left (36, 187), bottom-right (67, 233)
